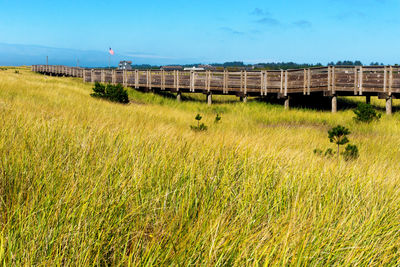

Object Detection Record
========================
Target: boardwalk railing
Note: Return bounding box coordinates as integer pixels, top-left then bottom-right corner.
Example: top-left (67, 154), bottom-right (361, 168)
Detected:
top-left (31, 65), bottom-right (398, 114)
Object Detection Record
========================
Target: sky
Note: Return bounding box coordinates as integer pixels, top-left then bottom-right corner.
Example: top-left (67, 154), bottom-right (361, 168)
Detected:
top-left (0, 0), bottom-right (399, 66)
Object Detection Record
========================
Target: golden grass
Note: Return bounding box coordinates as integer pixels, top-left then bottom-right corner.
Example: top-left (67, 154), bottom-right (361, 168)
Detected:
top-left (0, 67), bottom-right (400, 265)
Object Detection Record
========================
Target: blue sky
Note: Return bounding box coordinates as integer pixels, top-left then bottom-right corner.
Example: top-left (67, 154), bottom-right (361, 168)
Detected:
top-left (0, 0), bottom-right (399, 66)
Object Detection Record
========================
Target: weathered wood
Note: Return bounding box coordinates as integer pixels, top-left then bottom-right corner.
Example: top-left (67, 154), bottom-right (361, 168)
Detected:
top-left (207, 93), bottom-right (212, 105)
top-left (359, 66), bottom-right (363, 95)
top-left (31, 65), bottom-right (400, 114)
top-left (389, 66), bottom-right (393, 95)
top-left (386, 95), bottom-right (392, 115)
top-left (332, 95), bottom-right (337, 113)
top-left (284, 70), bottom-right (288, 96)
top-left (244, 71), bottom-right (247, 95)
top-left (135, 70), bottom-right (139, 88)
top-left (284, 96), bottom-right (290, 110)
top-left (383, 66), bottom-right (387, 92)
top-left (354, 67), bottom-right (358, 95)
top-left (332, 66), bottom-right (336, 94)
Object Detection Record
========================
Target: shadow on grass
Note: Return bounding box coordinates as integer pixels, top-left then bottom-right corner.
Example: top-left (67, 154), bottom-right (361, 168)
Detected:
top-left (136, 88), bottom-right (396, 112)
top-left (251, 95), bottom-right (395, 112)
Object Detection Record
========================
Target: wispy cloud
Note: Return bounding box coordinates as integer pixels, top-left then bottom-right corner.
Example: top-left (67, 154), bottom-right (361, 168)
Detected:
top-left (250, 8), bottom-right (281, 26)
top-left (293, 20), bottom-right (312, 28)
top-left (219, 27), bottom-right (245, 35)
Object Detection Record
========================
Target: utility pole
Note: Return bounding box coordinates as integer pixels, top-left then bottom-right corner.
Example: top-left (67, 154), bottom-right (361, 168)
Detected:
top-left (46, 56), bottom-right (48, 66)
top-left (77, 59), bottom-right (79, 68)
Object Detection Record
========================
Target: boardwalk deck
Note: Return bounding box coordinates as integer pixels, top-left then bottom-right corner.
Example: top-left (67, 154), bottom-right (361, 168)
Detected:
top-left (31, 65), bottom-right (398, 114)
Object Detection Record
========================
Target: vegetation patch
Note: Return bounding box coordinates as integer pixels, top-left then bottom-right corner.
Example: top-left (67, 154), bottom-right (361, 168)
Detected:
top-left (353, 103), bottom-right (381, 123)
top-left (90, 82), bottom-right (129, 104)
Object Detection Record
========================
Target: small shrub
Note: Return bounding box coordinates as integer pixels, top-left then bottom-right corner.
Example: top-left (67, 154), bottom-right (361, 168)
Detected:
top-left (324, 148), bottom-right (335, 157)
top-left (328, 125), bottom-right (350, 160)
top-left (353, 103), bottom-right (381, 123)
top-left (342, 144), bottom-right (359, 161)
top-left (90, 82), bottom-right (129, 104)
top-left (313, 148), bottom-right (323, 155)
top-left (14, 70), bottom-right (20, 74)
top-left (105, 84), bottom-right (129, 103)
top-left (215, 114), bottom-right (221, 123)
top-left (91, 82), bottom-right (106, 97)
top-left (190, 114), bottom-right (207, 131)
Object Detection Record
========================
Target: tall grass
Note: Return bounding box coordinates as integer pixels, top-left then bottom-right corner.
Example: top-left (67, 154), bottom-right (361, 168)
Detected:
top-left (0, 68), bottom-right (400, 265)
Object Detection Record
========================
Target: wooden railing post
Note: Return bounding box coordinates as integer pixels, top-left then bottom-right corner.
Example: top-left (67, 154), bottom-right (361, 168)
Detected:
top-left (190, 71), bottom-right (194, 92)
top-left (223, 70), bottom-right (228, 94)
top-left (91, 69), bottom-right (94, 83)
top-left (328, 66), bottom-right (331, 92)
top-left (135, 70), bottom-right (139, 88)
top-left (332, 66), bottom-right (336, 94)
top-left (280, 70), bottom-right (284, 94)
top-left (123, 70), bottom-right (127, 87)
top-left (359, 66), bottom-right (363, 95)
top-left (354, 66), bottom-right (358, 95)
top-left (389, 66), bottom-right (393, 95)
top-left (383, 66), bottom-right (387, 93)
top-left (101, 69), bottom-right (105, 83)
top-left (176, 70), bottom-right (180, 92)
top-left (244, 71), bottom-right (247, 95)
top-left (284, 70), bottom-right (288, 96)
top-left (149, 70), bottom-right (152, 90)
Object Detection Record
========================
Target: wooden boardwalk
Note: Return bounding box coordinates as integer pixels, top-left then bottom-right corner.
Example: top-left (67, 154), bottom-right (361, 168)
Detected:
top-left (32, 65), bottom-right (400, 114)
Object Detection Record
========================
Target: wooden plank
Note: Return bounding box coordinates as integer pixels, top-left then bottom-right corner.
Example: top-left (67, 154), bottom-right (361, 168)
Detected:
top-left (359, 66), bottom-right (363, 95)
top-left (265, 71), bottom-right (268, 95)
top-left (303, 69), bottom-right (307, 95)
top-left (280, 70), bottom-right (284, 94)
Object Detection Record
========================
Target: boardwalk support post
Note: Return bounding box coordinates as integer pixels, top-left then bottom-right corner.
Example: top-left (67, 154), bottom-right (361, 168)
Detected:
top-left (284, 96), bottom-right (290, 110)
top-left (331, 95), bottom-right (337, 113)
top-left (207, 93), bottom-right (212, 106)
top-left (177, 92), bottom-right (182, 102)
top-left (386, 95), bottom-right (392, 115)
top-left (366, 95), bottom-right (371, 104)
top-left (243, 95), bottom-right (248, 103)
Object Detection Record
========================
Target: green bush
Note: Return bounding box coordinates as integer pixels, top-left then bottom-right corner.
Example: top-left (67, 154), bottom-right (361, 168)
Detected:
top-left (190, 114), bottom-right (207, 131)
top-left (91, 82), bottom-right (129, 104)
top-left (353, 103), bottom-right (381, 123)
top-left (342, 144), bottom-right (359, 161)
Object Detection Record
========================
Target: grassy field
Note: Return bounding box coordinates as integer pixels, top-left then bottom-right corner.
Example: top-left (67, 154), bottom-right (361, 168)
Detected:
top-left (1, 67), bottom-right (400, 265)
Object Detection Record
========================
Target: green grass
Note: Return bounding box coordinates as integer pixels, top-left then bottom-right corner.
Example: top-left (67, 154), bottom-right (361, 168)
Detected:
top-left (1, 67), bottom-right (400, 265)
